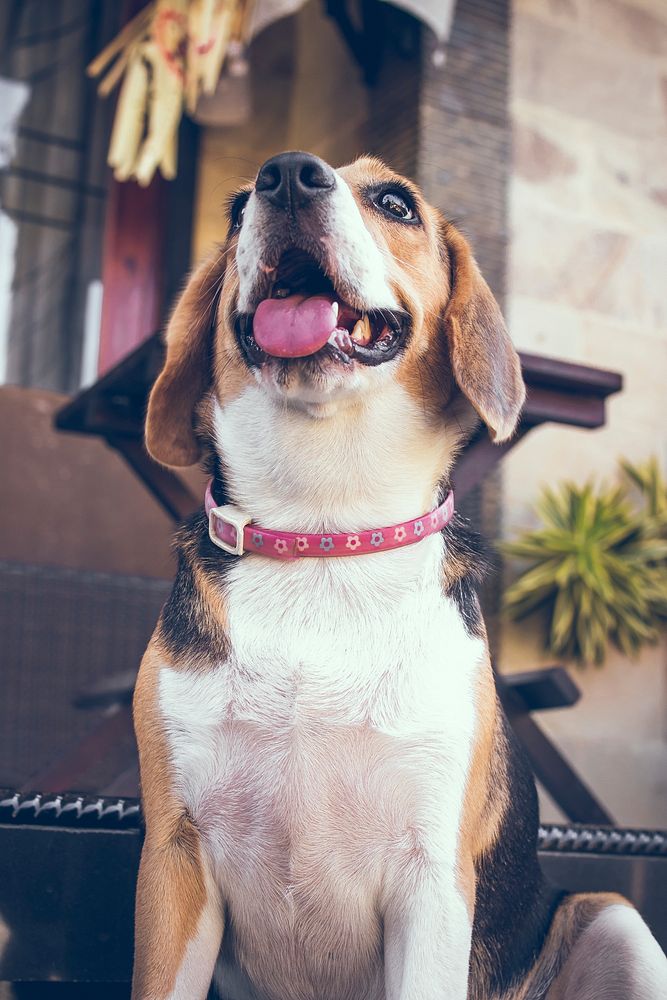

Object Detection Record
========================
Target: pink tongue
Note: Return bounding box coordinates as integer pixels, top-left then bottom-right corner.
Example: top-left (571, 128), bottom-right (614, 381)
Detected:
top-left (253, 294), bottom-right (338, 358)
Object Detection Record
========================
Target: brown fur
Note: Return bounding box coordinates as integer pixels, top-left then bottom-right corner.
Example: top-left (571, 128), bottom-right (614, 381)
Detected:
top-left (518, 893), bottom-right (632, 1000)
top-left (337, 158), bottom-right (525, 442)
top-left (132, 639), bottom-right (212, 997)
top-left (146, 248), bottom-right (251, 468)
top-left (457, 659), bottom-right (507, 917)
top-left (442, 224), bottom-right (525, 443)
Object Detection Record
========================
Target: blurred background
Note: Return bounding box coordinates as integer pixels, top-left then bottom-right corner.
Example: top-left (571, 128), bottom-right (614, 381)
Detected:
top-left (0, 0), bottom-right (666, 994)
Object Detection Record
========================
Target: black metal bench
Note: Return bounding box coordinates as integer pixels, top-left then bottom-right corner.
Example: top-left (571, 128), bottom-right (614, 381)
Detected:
top-left (1, 789), bottom-right (665, 993)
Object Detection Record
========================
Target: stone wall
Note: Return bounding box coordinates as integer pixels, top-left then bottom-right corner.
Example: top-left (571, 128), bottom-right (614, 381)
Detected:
top-left (418, 0), bottom-right (511, 654)
top-left (502, 0), bottom-right (667, 826)
top-left (420, 0), bottom-right (510, 302)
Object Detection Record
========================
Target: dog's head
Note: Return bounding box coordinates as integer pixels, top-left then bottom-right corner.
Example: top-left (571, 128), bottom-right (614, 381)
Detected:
top-left (146, 153), bottom-right (525, 467)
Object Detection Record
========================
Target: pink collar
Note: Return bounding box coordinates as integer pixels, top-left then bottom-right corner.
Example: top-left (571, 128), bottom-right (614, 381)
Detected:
top-left (205, 481), bottom-right (455, 560)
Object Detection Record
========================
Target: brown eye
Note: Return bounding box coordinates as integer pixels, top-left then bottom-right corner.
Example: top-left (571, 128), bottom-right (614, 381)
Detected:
top-left (377, 190), bottom-right (415, 221)
top-left (231, 194), bottom-right (248, 231)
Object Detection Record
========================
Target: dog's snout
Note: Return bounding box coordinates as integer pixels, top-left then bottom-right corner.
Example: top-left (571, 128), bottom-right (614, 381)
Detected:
top-left (255, 151), bottom-right (335, 210)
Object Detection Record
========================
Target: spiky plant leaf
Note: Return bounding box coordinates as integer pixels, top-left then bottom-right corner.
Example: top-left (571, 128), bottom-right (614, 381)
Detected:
top-left (502, 460), bottom-right (667, 666)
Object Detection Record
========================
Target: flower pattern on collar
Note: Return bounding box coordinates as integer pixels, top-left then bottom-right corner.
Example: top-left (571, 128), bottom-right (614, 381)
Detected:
top-left (204, 479), bottom-right (454, 560)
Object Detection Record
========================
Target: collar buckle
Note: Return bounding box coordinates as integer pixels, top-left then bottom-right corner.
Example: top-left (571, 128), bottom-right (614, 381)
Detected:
top-left (208, 504), bottom-right (252, 556)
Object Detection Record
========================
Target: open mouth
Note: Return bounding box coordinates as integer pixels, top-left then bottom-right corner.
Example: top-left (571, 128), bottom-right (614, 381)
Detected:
top-left (236, 248), bottom-right (410, 368)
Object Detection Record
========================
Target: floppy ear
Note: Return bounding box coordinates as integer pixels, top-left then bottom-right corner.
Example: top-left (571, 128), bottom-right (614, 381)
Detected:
top-left (443, 225), bottom-right (525, 442)
top-left (145, 249), bottom-right (225, 467)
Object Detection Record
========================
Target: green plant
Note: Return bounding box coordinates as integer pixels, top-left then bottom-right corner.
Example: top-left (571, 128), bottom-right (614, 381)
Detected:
top-left (502, 458), bottom-right (667, 666)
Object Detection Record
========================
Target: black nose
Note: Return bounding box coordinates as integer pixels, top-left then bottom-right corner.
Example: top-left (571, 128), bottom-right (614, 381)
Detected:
top-left (255, 151), bottom-right (335, 210)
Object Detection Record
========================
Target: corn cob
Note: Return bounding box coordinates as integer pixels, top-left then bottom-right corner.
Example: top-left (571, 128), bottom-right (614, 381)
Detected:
top-left (87, 4), bottom-right (154, 82)
top-left (107, 46), bottom-right (149, 181)
top-left (89, 0), bottom-right (256, 183)
top-left (134, 39), bottom-right (184, 185)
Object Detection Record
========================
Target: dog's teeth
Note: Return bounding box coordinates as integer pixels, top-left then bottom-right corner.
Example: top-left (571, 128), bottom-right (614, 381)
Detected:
top-left (332, 301), bottom-right (339, 319)
top-left (329, 329), bottom-right (354, 355)
top-left (351, 315), bottom-right (372, 346)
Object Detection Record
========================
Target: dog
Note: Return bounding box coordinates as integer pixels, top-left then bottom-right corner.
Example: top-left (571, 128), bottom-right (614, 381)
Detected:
top-left (133, 152), bottom-right (667, 1000)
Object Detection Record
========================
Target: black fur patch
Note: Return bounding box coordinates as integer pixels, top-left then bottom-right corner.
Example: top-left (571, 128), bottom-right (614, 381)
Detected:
top-left (204, 451), bottom-right (232, 507)
top-left (469, 712), bottom-right (564, 997)
top-left (159, 506), bottom-right (232, 664)
top-left (449, 574), bottom-right (485, 639)
top-left (441, 511), bottom-right (491, 639)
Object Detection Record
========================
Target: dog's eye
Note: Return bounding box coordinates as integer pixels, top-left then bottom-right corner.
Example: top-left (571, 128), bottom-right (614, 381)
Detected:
top-left (375, 190), bottom-right (416, 222)
top-left (231, 194), bottom-right (248, 231)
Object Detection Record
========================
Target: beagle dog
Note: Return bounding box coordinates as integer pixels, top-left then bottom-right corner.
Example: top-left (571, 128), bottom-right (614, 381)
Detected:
top-left (134, 152), bottom-right (667, 1000)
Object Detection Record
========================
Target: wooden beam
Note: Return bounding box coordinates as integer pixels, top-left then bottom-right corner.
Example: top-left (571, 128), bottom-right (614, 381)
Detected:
top-left (499, 666), bottom-right (580, 711)
top-left (519, 351), bottom-right (623, 396)
top-left (453, 429), bottom-right (527, 499)
top-left (107, 435), bottom-right (198, 521)
top-left (523, 386), bottom-right (607, 429)
top-left (500, 686), bottom-right (614, 825)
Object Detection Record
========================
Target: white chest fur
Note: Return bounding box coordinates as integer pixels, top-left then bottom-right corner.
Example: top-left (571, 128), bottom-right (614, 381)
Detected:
top-left (161, 382), bottom-right (482, 805)
top-left (157, 383), bottom-right (484, 997)
top-left (159, 547), bottom-right (483, 997)
top-left (213, 381), bottom-right (455, 532)
top-left (160, 535), bottom-right (481, 730)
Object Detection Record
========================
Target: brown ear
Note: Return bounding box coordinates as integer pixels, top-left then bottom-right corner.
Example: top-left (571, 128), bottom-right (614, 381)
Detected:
top-left (443, 226), bottom-right (525, 443)
top-left (145, 249), bottom-right (225, 467)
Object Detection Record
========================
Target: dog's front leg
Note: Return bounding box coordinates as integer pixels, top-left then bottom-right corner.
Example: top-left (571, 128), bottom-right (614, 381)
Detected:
top-left (383, 868), bottom-right (473, 1000)
top-left (132, 820), bottom-right (223, 1000)
top-left (132, 645), bottom-right (224, 1000)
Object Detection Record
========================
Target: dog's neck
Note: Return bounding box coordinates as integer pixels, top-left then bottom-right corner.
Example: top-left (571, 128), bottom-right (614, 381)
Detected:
top-left (211, 381), bottom-right (459, 536)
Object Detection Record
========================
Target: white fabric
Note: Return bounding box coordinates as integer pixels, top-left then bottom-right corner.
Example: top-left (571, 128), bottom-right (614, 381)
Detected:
top-left (0, 77), bottom-right (29, 385)
top-left (248, 0), bottom-right (309, 40)
top-left (0, 76), bottom-right (30, 168)
top-left (381, 0), bottom-right (456, 40)
top-left (248, 0), bottom-right (457, 42)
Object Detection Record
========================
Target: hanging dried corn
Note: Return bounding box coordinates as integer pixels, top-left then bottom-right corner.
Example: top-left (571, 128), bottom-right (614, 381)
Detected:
top-left (89, 0), bottom-right (253, 185)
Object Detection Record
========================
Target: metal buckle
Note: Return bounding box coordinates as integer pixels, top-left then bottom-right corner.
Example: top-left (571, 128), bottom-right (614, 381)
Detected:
top-left (208, 505), bottom-right (252, 556)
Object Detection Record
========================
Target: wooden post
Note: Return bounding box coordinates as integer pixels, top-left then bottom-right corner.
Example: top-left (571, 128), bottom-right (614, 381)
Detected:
top-left (97, 0), bottom-right (169, 375)
top-left (98, 175), bottom-right (168, 374)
